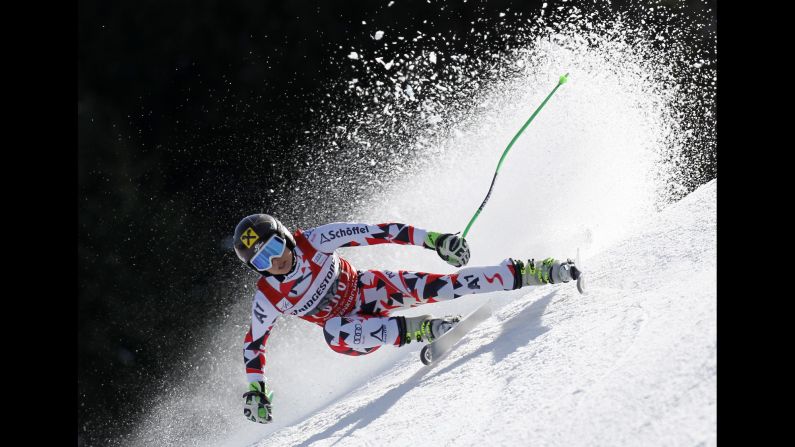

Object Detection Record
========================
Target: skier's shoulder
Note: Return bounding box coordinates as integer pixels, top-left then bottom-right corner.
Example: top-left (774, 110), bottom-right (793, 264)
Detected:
top-left (294, 226), bottom-right (329, 253)
top-left (252, 278), bottom-right (270, 298)
top-left (254, 278), bottom-right (279, 300)
top-left (293, 227), bottom-right (312, 243)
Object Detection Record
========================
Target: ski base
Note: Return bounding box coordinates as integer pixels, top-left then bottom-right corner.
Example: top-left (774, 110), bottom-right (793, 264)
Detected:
top-left (420, 303), bottom-right (492, 366)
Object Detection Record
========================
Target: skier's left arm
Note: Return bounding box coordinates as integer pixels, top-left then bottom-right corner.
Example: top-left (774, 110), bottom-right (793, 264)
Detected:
top-left (304, 222), bottom-right (470, 267)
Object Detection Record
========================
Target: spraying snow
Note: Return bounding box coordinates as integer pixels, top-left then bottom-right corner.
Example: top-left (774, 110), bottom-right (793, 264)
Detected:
top-left (123, 6), bottom-right (715, 447)
top-left (261, 173), bottom-right (717, 447)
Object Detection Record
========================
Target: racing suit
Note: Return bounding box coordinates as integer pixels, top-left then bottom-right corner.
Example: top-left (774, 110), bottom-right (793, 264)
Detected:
top-left (243, 222), bottom-right (520, 383)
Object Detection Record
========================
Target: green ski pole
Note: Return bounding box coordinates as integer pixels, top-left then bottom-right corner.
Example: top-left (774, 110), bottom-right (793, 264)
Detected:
top-left (461, 73), bottom-right (569, 239)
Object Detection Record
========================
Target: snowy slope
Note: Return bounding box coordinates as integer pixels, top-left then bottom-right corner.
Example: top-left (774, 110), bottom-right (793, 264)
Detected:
top-left (255, 180), bottom-right (716, 447)
top-left (122, 17), bottom-right (715, 445)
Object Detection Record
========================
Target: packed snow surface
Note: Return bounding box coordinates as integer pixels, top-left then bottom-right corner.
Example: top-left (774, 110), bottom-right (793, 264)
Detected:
top-left (254, 180), bottom-right (717, 447)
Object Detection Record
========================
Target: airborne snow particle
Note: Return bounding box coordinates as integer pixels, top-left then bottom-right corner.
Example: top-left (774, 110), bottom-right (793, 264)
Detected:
top-left (429, 52), bottom-right (437, 64)
top-left (374, 31), bottom-right (384, 40)
top-left (348, 52), bottom-right (359, 60)
top-left (404, 84), bottom-right (415, 100)
top-left (375, 57), bottom-right (394, 70)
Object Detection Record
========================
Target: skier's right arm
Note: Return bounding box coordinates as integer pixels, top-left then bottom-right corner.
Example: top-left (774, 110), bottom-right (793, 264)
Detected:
top-left (304, 222), bottom-right (470, 267)
top-left (242, 291), bottom-right (278, 424)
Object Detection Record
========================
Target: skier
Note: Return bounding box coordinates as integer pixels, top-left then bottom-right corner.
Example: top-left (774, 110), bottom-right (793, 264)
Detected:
top-left (235, 214), bottom-right (581, 424)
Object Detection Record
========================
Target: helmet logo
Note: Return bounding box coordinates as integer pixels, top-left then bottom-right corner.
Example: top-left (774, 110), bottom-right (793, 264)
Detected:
top-left (240, 227), bottom-right (260, 249)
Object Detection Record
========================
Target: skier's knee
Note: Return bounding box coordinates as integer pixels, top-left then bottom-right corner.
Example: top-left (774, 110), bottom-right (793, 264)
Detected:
top-left (322, 317), bottom-right (382, 357)
top-left (322, 317), bottom-right (344, 349)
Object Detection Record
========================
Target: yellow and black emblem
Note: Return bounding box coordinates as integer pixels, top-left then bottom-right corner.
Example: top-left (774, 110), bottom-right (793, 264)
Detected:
top-left (240, 227), bottom-right (260, 249)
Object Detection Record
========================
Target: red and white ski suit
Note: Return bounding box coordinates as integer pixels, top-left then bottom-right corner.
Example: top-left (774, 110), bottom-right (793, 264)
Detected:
top-left (243, 222), bottom-right (519, 383)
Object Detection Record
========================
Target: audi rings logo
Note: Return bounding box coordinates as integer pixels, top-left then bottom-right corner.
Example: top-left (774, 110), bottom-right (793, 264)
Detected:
top-left (353, 323), bottom-right (363, 344)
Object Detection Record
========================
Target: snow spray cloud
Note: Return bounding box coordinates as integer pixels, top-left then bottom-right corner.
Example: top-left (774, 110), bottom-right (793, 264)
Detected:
top-left (124, 4), bottom-right (715, 447)
top-left (287, 3), bottom-right (715, 226)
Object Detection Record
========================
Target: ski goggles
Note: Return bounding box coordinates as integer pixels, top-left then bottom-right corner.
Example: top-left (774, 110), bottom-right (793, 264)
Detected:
top-left (250, 235), bottom-right (286, 272)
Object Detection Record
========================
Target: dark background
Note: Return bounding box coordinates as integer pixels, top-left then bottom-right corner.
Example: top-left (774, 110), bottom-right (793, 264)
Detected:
top-left (78, 0), bottom-right (716, 444)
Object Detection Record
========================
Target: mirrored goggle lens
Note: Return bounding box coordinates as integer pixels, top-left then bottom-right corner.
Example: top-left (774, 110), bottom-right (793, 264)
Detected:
top-left (250, 235), bottom-right (286, 271)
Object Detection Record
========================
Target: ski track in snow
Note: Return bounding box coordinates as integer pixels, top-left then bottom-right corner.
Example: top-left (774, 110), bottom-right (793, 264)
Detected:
top-left (255, 180), bottom-right (716, 447)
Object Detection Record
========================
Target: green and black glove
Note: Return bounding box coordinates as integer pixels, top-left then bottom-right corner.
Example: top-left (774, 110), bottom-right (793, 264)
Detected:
top-left (242, 381), bottom-right (274, 424)
top-left (425, 232), bottom-right (470, 267)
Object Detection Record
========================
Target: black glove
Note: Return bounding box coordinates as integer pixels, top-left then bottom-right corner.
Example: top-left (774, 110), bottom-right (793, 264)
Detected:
top-left (242, 381), bottom-right (273, 424)
top-left (425, 232), bottom-right (470, 267)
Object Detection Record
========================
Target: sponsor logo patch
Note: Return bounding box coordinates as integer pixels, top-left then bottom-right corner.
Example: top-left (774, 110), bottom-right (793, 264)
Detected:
top-left (464, 274), bottom-right (481, 290)
top-left (354, 323), bottom-right (363, 344)
top-left (276, 298), bottom-right (293, 311)
top-left (241, 227), bottom-right (260, 248)
top-left (289, 257), bottom-right (338, 315)
top-left (253, 302), bottom-right (269, 324)
top-left (312, 251), bottom-right (328, 266)
top-left (370, 325), bottom-right (386, 343)
top-left (485, 273), bottom-right (504, 286)
top-left (320, 226), bottom-right (370, 245)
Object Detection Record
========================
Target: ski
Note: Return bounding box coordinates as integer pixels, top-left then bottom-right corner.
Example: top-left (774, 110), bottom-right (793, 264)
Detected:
top-left (575, 248), bottom-right (586, 295)
top-left (576, 273), bottom-right (586, 294)
top-left (420, 303), bottom-right (492, 366)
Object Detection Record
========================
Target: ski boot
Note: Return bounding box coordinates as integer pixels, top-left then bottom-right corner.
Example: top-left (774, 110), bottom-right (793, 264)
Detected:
top-left (395, 314), bottom-right (461, 346)
top-left (514, 258), bottom-right (585, 293)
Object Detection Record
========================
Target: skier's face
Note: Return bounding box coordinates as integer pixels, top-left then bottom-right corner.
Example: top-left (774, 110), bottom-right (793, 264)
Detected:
top-left (265, 247), bottom-right (293, 275)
